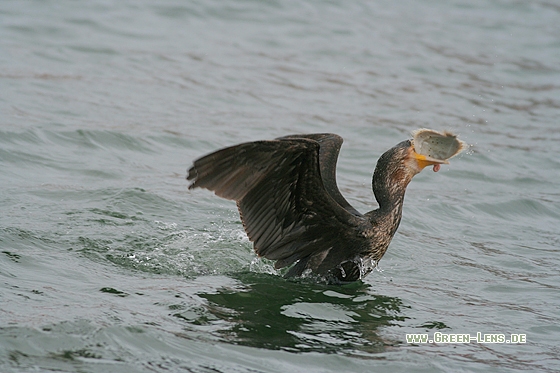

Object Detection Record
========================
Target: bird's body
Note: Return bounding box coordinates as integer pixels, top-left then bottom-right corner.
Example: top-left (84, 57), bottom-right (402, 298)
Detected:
top-left (187, 131), bottom-right (464, 283)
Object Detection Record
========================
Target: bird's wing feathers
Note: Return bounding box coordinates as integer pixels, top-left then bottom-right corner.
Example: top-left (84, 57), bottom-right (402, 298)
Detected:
top-left (187, 135), bottom-right (364, 273)
top-left (276, 133), bottom-right (361, 216)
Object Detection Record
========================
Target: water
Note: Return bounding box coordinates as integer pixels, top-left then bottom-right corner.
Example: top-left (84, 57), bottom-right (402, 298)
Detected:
top-left (1, 0), bottom-right (560, 371)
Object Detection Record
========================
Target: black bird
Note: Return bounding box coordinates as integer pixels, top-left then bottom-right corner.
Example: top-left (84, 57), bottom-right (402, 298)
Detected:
top-left (187, 131), bottom-right (464, 283)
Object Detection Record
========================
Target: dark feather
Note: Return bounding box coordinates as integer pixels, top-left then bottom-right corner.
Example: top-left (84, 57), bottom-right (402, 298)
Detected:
top-left (187, 135), bottom-right (369, 275)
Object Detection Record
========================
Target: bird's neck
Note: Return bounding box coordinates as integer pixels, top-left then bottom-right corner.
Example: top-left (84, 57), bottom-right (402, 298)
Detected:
top-left (367, 164), bottom-right (412, 234)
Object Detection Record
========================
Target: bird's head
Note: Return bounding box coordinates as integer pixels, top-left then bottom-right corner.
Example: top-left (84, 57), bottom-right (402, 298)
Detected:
top-left (376, 140), bottom-right (435, 187)
top-left (373, 130), bottom-right (466, 204)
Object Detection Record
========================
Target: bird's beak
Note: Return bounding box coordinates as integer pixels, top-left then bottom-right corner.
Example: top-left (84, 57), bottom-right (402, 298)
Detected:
top-left (409, 147), bottom-right (449, 172)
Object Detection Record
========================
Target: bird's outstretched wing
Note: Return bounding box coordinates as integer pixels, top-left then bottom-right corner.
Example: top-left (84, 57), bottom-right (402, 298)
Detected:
top-left (276, 133), bottom-right (362, 216)
top-left (187, 134), bottom-right (366, 276)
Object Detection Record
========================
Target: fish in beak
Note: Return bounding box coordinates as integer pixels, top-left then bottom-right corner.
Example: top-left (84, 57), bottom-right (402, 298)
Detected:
top-left (410, 129), bottom-right (467, 172)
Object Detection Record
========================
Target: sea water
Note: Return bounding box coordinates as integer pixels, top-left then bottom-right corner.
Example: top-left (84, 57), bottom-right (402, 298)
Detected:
top-left (1, 1), bottom-right (559, 372)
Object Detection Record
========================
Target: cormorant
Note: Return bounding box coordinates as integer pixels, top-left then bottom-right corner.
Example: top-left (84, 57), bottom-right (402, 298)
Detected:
top-left (187, 130), bottom-right (465, 283)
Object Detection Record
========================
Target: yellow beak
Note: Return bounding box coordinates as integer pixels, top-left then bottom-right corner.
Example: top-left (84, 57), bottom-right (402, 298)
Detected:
top-left (411, 150), bottom-right (449, 170)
